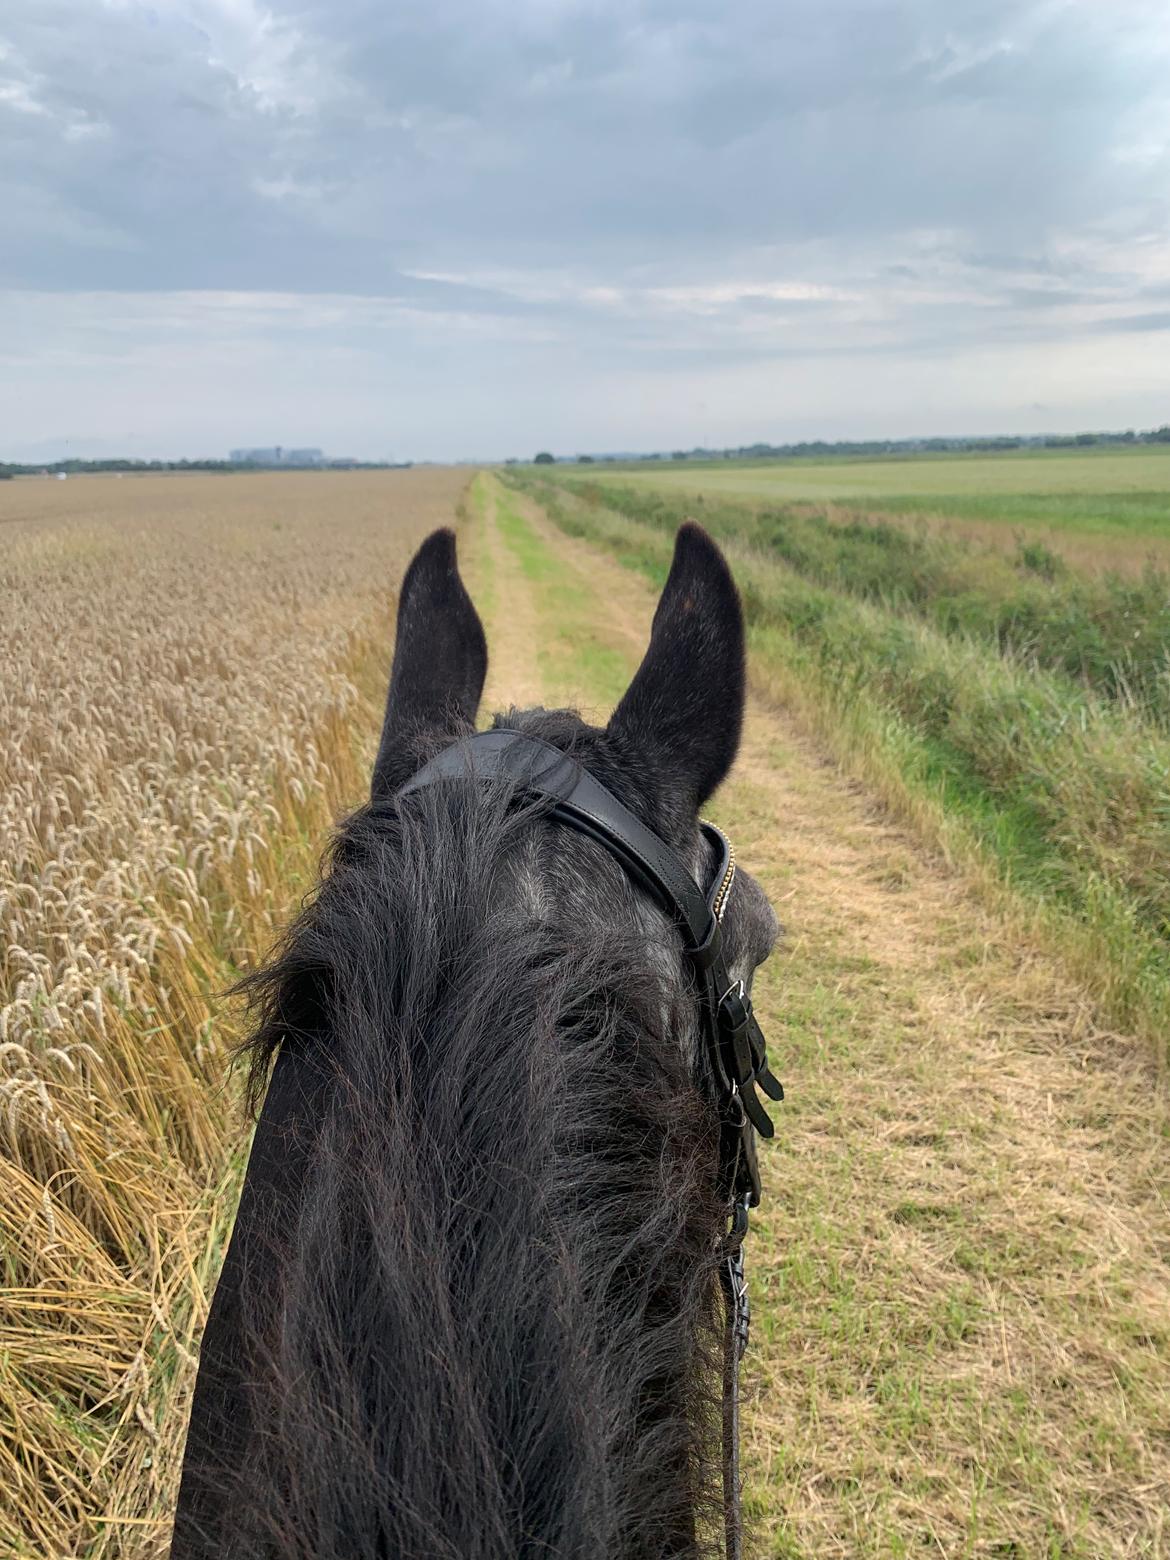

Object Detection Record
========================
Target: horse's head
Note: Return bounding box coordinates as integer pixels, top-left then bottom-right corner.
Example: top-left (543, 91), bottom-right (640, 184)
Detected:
top-left (369, 521), bottom-right (779, 1064)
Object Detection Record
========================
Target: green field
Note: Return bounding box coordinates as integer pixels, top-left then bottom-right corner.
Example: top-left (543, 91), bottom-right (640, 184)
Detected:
top-left (512, 453), bottom-right (1170, 1054)
top-left (581, 445), bottom-right (1170, 537)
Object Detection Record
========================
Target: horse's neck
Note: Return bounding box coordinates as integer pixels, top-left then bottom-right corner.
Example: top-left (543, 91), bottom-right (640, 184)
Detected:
top-left (176, 1000), bottom-right (717, 1560)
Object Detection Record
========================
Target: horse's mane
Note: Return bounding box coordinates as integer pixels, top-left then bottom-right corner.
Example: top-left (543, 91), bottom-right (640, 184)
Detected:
top-left (226, 709), bottom-right (726, 1558)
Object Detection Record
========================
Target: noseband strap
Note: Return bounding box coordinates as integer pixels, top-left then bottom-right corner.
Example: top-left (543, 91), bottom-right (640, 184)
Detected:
top-left (398, 728), bottom-right (783, 1558)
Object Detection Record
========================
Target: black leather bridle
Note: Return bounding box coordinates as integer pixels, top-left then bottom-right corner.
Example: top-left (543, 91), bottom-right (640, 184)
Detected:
top-left (399, 729), bottom-right (782, 1558)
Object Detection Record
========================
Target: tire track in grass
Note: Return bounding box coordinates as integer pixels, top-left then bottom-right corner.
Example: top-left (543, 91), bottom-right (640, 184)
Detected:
top-left (465, 474), bottom-right (1170, 1560)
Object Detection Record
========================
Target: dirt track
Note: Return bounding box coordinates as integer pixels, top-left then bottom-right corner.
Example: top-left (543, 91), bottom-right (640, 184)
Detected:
top-left (464, 474), bottom-right (1170, 1559)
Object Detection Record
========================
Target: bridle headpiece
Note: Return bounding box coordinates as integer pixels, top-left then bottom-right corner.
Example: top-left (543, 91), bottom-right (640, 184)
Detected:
top-left (399, 729), bottom-right (781, 1193)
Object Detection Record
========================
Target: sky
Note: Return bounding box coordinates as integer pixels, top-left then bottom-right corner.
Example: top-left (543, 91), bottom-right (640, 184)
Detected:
top-left (2, 0), bottom-right (1169, 462)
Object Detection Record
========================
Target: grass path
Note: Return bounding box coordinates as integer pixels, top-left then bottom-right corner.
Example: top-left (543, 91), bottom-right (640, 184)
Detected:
top-left (465, 474), bottom-right (1170, 1559)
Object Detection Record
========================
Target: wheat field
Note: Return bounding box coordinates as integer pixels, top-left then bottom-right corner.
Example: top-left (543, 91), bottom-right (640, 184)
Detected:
top-left (0, 469), bottom-right (468, 1558)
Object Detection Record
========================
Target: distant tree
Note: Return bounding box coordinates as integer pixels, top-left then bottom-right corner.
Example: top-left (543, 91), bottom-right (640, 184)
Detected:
top-left (577, 454), bottom-right (594, 464)
top-left (1149, 425), bottom-right (1170, 443)
top-left (534, 451), bottom-right (555, 464)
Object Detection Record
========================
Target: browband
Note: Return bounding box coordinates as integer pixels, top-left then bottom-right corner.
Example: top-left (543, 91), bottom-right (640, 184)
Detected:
top-left (398, 728), bottom-right (782, 1207)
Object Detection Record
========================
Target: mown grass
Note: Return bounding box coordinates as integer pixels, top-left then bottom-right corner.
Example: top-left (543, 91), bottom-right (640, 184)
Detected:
top-left (581, 445), bottom-right (1170, 535)
top-left (556, 478), bottom-right (1170, 727)
top-left (561, 474), bottom-right (1170, 723)
top-left (509, 472), bottom-right (1170, 1056)
top-left (485, 474), bottom-right (632, 710)
top-left (836, 486), bottom-right (1170, 537)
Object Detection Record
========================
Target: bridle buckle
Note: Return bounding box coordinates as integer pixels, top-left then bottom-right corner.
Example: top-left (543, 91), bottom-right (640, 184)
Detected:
top-left (718, 978), bottom-right (751, 1041)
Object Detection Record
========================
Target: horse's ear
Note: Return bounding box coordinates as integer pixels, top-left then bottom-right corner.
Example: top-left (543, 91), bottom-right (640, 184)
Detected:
top-left (371, 528), bottom-right (487, 798)
top-left (607, 523), bottom-right (745, 809)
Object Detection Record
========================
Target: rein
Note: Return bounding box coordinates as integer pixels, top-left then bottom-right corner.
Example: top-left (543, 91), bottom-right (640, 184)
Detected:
top-left (399, 729), bottom-right (783, 1557)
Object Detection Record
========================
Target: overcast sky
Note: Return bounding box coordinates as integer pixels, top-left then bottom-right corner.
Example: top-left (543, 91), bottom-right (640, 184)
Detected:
top-left (2, 0), bottom-right (1168, 461)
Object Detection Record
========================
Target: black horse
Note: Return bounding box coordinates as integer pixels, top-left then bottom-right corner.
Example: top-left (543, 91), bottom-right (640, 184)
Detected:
top-left (173, 522), bottom-right (778, 1558)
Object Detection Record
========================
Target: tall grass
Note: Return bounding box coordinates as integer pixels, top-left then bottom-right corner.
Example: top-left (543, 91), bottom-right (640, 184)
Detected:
top-left (515, 474), bottom-right (1170, 1050)
top-left (0, 471), bottom-right (467, 1557)
top-left (559, 479), bottom-right (1170, 726)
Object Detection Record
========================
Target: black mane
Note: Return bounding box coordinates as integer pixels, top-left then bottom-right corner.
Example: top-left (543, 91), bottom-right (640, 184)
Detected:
top-left (180, 710), bottom-right (726, 1558)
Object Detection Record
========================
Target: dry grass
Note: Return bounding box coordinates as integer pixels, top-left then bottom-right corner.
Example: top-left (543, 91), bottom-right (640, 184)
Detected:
top-left (816, 503), bottom-right (1170, 580)
top-left (0, 469), bottom-right (468, 1558)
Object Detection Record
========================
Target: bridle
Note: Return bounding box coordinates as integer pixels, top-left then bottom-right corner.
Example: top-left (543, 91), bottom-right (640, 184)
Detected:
top-left (399, 728), bottom-right (783, 1558)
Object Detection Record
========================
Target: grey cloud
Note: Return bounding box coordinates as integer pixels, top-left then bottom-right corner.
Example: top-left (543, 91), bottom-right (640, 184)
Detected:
top-left (1, 0), bottom-right (1168, 457)
top-left (1094, 310), bottom-right (1170, 334)
top-left (4, 1), bottom-right (1167, 284)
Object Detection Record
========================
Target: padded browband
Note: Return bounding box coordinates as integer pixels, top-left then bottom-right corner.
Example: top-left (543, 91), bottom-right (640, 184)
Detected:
top-left (399, 728), bottom-right (720, 955)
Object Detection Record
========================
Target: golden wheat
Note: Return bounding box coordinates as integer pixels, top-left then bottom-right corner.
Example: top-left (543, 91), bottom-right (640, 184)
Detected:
top-left (0, 469), bottom-right (469, 1558)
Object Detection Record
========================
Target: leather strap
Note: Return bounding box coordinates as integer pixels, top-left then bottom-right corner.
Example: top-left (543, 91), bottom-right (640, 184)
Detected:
top-left (400, 728), bottom-right (714, 948)
top-left (399, 729), bottom-right (780, 1560)
top-left (720, 1194), bottom-right (751, 1560)
top-left (399, 729), bottom-right (781, 1205)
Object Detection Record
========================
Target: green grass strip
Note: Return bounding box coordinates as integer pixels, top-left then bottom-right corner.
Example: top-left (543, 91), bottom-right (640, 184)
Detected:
top-left (510, 472), bottom-right (1170, 1055)
top-left (554, 477), bottom-right (1170, 727)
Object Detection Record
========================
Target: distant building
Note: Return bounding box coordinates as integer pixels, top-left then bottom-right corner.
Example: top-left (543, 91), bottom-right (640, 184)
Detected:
top-left (229, 446), bottom-right (324, 467)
